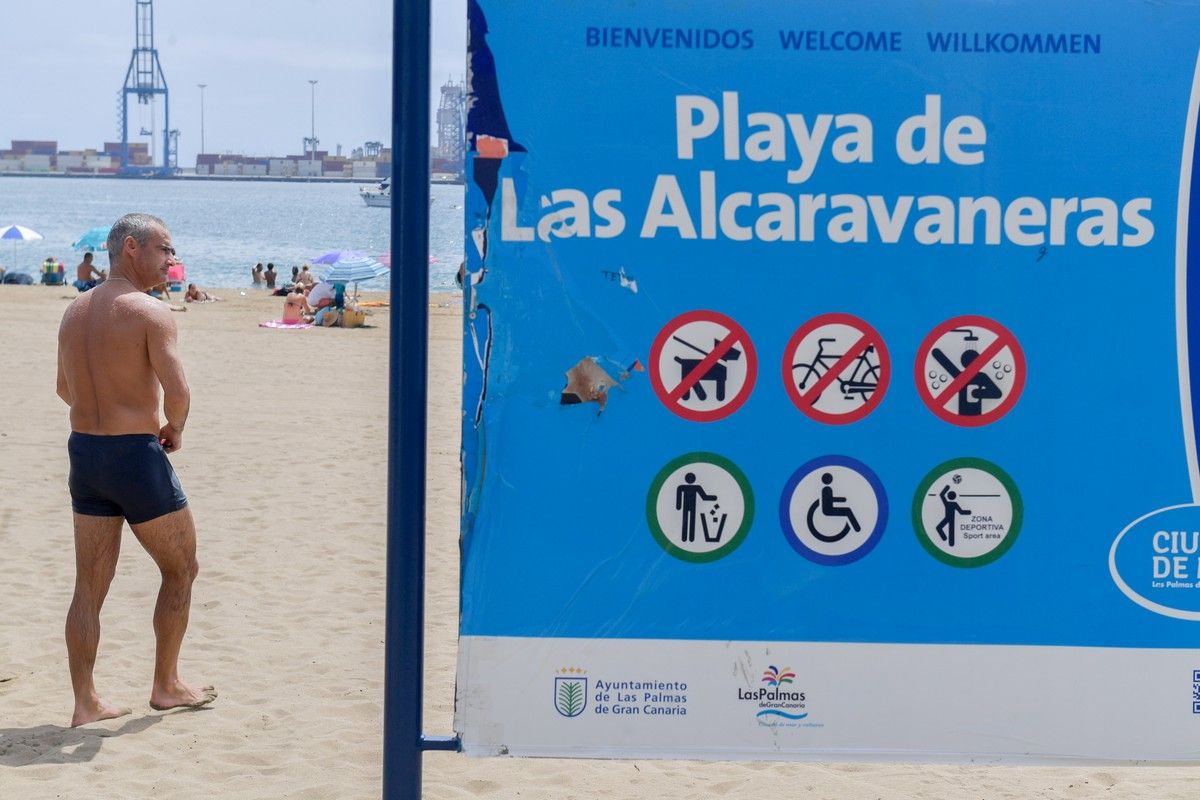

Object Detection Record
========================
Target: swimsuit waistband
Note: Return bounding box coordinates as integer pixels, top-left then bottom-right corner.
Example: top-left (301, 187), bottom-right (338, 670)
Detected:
top-left (70, 432), bottom-right (158, 442)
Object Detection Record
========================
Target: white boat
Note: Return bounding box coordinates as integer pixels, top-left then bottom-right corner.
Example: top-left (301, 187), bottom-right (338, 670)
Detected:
top-left (360, 179), bottom-right (390, 207)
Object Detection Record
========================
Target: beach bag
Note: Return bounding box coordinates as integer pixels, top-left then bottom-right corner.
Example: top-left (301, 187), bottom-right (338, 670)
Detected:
top-left (341, 308), bottom-right (366, 328)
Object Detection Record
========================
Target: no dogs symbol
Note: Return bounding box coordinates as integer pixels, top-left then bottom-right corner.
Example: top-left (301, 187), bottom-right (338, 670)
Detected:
top-left (650, 310), bottom-right (757, 422)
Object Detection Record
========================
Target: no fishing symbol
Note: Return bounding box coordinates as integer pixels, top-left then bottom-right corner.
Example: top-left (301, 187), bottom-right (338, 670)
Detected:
top-left (915, 315), bottom-right (1026, 427)
top-left (783, 313), bottom-right (890, 424)
top-left (650, 310), bottom-right (757, 422)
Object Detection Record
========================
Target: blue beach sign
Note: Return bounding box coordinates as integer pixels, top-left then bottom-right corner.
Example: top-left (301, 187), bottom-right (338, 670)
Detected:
top-left (455, 0), bottom-right (1200, 761)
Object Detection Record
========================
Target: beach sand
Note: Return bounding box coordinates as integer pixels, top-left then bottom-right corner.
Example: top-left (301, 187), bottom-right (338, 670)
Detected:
top-left (0, 286), bottom-right (1195, 798)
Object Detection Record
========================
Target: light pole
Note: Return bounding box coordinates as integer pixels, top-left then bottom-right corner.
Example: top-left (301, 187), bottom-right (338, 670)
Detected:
top-left (197, 83), bottom-right (207, 158)
top-left (307, 79), bottom-right (318, 163)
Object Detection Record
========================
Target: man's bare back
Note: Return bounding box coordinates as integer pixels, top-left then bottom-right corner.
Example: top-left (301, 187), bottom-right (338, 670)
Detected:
top-left (59, 287), bottom-right (176, 437)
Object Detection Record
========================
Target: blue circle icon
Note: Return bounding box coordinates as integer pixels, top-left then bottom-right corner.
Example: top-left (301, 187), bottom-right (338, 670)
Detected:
top-left (779, 455), bottom-right (888, 565)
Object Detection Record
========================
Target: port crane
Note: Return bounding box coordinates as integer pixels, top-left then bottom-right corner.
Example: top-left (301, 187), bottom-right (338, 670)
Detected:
top-left (118, 0), bottom-right (173, 176)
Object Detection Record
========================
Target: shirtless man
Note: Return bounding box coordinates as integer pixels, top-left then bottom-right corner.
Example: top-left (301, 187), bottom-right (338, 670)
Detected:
top-left (57, 212), bottom-right (216, 727)
top-left (74, 252), bottom-right (106, 292)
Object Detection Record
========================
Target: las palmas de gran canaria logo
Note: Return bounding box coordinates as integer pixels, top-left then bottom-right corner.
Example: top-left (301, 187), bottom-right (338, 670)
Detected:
top-left (745, 665), bottom-right (808, 723)
top-left (554, 667), bottom-right (588, 718)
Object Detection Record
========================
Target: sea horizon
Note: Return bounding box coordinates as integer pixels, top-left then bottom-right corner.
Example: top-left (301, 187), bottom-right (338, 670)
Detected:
top-left (0, 176), bottom-right (464, 292)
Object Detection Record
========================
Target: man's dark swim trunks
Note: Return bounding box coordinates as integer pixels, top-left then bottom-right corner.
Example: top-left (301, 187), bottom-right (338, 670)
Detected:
top-left (68, 433), bottom-right (188, 524)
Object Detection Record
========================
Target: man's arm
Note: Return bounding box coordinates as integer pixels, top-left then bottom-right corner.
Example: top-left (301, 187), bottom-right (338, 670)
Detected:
top-left (56, 340), bottom-right (72, 405)
top-left (146, 306), bottom-right (190, 452)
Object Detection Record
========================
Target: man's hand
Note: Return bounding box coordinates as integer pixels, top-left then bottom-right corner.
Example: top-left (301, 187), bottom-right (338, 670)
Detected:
top-left (159, 423), bottom-right (183, 454)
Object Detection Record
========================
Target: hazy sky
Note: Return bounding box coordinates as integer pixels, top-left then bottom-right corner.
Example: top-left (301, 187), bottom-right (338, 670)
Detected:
top-left (0, 0), bottom-right (466, 166)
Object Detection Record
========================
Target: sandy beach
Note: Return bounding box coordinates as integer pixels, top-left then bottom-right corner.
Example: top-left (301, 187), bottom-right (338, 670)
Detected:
top-left (0, 286), bottom-right (1196, 799)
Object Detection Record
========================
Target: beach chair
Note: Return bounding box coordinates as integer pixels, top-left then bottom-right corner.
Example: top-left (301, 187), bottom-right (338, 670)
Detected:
top-left (41, 259), bottom-right (66, 285)
top-left (166, 263), bottom-right (186, 293)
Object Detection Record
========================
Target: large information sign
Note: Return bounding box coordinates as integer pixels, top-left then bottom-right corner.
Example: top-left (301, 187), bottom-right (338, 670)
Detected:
top-left (455, 0), bottom-right (1200, 762)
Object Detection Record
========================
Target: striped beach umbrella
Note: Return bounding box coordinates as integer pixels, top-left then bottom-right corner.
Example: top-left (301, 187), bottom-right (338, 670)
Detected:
top-left (320, 254), bottom-right (389, 284)
top-left (0, 224), bottom-right (43, 270)
top-left (317, 252), bottom-right (389, 300)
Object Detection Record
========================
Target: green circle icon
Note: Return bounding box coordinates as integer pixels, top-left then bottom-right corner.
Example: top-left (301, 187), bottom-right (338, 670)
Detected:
top-left (912, 457), bottom-right (1023, 568)
top-left (646, 452), bottom-right (754, 563)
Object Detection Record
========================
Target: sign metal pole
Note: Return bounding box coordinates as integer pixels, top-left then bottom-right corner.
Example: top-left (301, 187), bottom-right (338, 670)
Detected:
top-left (385, 1), bottom-right (459, 798)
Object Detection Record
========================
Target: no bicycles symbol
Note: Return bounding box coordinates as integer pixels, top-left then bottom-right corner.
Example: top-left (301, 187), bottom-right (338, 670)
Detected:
top-left (783, 313), bottom-right (890, 424)
top-left (915, 315), bottom-right (1025, 426)
top-left (650, 310), bottom-right (757, 422)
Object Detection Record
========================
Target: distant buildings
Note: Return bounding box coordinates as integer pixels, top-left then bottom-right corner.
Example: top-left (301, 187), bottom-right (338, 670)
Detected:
top-left (0, 138), bottom-right (392, 179)
top-left (194, 148), bottom-right (392, 179)
top-left (0, 140), bottom-right (151, 174)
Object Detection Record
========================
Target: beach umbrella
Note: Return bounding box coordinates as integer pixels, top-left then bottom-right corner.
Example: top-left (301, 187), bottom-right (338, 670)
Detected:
top-left (0, 224), bottom-right (43, 271)
top-left (318, 253), bottom-right (389, 300)
top-left (311, 249), bottom-right (364, 265)
top-left (72, 226), bottom-right (112, 252)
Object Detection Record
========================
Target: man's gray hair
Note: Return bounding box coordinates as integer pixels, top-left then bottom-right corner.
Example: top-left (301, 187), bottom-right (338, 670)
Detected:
top-left (107, 213), bottom-right (166, 267)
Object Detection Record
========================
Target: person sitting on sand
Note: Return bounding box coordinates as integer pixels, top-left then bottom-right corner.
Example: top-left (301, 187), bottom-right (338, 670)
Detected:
top-left (74, 252), bottom-right (107, 292)
top-left (57, 212), bottom-right (216, 726)
top-left (282, 285), bottom-right (313, 324)
top-left (308, 279), bottom-right (336, 310)
top-left (184, 283), bottom-right (222, 303)
top-left (264, 262), bottom-right (277, 289)
top-left (297, 264), bottom-right (316, 289)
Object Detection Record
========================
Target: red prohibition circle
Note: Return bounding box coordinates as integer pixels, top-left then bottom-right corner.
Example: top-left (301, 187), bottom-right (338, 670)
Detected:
top-left (781, 313), bottom-right (890, 425)
top-left (914, 315), bottom-right (1026, 427)
top-left (649, 310), bottom-right (757, 422)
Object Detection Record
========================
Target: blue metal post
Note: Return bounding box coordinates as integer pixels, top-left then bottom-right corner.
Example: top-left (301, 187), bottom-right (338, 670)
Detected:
top-left (385, 0), bottom-right (441, 798)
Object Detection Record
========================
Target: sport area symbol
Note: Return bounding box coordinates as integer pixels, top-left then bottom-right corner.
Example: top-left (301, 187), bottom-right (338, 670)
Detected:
top-left (650, 310), bottom-right (757, 422)
top-left (646, 452), bottom-right (754, 562)
top-left (911, 457), bottom-right (1023, 568)
top-left (782, 313), bottom-right (890, 424)
top-left (914, 315), bottom-right (1025, 426)
top-left (778, 455), bottom-right (888, 566)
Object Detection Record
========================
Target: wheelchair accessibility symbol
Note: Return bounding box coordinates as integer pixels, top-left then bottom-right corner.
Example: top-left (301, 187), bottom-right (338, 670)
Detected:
top-left (779, 455), bottom-right (888, 565)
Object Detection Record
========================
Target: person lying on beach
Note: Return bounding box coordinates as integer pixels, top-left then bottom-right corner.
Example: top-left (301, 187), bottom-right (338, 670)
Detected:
top-left (148, 282), bottom-right (188, 312)
top-left (184, 283), bottom-right (222, 303)
top-left (282, 285), bottom-right (313, 323)
top-left (57, 212), bottom-right (216, 727)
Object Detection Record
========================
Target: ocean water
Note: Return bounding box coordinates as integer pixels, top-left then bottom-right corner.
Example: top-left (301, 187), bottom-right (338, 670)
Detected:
top-left (0, 176), bottom-right (464, 291)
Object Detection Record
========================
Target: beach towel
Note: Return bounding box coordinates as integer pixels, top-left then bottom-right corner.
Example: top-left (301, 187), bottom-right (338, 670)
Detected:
top-left (259, 320), bottom-right (313, 329)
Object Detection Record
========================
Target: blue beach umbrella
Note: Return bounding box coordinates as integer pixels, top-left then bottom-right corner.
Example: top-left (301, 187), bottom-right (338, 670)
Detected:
top-left (320, 254), bottom-right (389, 284)
top-left (72, 226), bottom-right (112, 252)
top-left (0, 224), bottom-right (44, 270)
top-left (317, 252), bottom-right (389, 299)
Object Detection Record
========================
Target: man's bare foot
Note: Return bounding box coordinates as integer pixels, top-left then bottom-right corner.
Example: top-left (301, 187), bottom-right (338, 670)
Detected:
top-left (71, 699), bottom-right (132, 728)
top-left (149, 682), bottom-right (217, 712)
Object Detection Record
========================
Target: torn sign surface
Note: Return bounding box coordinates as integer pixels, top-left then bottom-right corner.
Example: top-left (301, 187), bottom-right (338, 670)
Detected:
top-left (455, 0), bottom-right (1200, 764)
